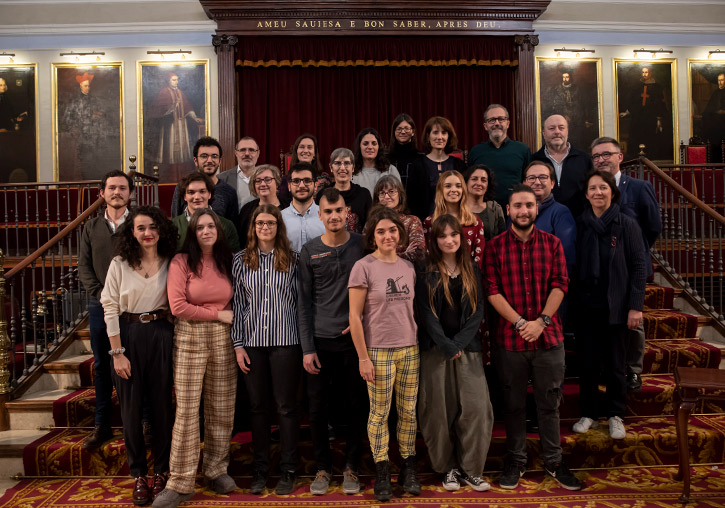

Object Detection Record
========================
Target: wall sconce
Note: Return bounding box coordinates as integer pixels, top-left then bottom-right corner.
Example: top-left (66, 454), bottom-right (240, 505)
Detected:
top-left (554, 47), bottom-right (595, 58)
top-left (633, 48), bottom-right (673, 59)
top-left (0, 52), bottom-right (15, 63)
top-left (147, 49), bottom-right (193, 60)
top-left (59, 51), bottom-right (106, 62)
top-left (708, 49), bottom-right (725, 60)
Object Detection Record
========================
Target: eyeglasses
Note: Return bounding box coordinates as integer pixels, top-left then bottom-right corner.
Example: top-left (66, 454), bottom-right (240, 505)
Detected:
top-left (592, 151), bottom-right (620, 162)
top-left (197, 153), bottom-right (220, 160)
top-left (235, 148), bottom-right (258, 154)
top-left (395, 127), bottom-right (412, 133)
top-left (254, 177), bottom-right (275, 185)
top-left (290, 177), bottom-right (314, 186)
top-left (331, 161), bottom-right (353, 169)
top-left (255, 220), bottom-right (277, 229)
top-left (378, 189), bottom-right (399, 198)
top-left (485, 116), bottom-right (508, 125)
top-left (525, 174), bottom-right (550, 183)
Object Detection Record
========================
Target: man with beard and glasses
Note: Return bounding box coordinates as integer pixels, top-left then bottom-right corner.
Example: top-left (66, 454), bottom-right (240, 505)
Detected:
top-left (170, 137), bottom-right (238, 221)
top-left (282, 162), bottom-right (325, 252)
top-left (484, 184), bottom-right (581, 492)
top-left (469, 104), bottom-right (531, 208)
top-left (532, 115), bottom-right (593, 218)
top-left (218, 136), bottom-right (260, 209)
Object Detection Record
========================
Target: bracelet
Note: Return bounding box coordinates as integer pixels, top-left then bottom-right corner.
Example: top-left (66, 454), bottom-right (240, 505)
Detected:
top-left (514, 318), bottom-right (526, 330)
top-left (108, 347), bottom-right (126, 356)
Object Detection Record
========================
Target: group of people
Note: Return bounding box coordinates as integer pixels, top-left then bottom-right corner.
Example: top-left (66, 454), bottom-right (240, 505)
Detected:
top-left (78, 104), bottom-right (661, 507)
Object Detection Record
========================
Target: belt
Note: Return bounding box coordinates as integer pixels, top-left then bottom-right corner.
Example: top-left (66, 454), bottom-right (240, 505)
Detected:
top-left (121, 310), bottom-right (168, 324)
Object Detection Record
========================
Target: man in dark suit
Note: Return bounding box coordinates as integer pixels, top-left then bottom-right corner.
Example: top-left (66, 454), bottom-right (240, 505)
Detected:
top-left (591, 136), bottom-right (662, 392)
top-left (218, 136), bottom-right (260, 210)
top-left (532, 115), bottom-right (593, 218)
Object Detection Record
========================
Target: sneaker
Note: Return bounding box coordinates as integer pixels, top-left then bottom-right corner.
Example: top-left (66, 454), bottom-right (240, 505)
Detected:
top-left (342, 467), bottom-right (361, 495)
top-left (458, 471), bottom-right (491, 492)
top-left (309, 470), bottom-right (330, 496)
top-left (572, 417), bottom-right (598, 434)
top-left (609, 416), bottom-right (626, 440)
top-left (249, 471), bottom-right (267, 495)
top-left (442, 469), bottom-right (460, 491)
top-left (627, 373), bottom-right (642, 392)
top-left (275, 470), bottom-right (296, 495)
top-left (499, 462), bottom-right (525, 490)
top-left (544, 462), bottom-right (582, 491)
top-left (151, 487), bottom-right (194, 508)
top-left (205, 473), bottom-right (238, 494)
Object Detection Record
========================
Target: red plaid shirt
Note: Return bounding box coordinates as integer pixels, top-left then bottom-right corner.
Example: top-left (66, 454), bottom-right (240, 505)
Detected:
top-left (484, 226), bottom-right (569, 351)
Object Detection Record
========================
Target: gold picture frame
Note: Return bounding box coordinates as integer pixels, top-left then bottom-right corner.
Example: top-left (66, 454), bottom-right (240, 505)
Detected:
top-left (613, 58), bottom-right (678, 162)
top-left (0, 63), bottom-right (39, 182)
top-left (137, 59), bottom-right (210, 183)
top-left (535, 57), bottom-right (603, 151)
top-left (688, 59), bottom-right (725, 163)
top-left (51, 62), bottom-right (125, 182)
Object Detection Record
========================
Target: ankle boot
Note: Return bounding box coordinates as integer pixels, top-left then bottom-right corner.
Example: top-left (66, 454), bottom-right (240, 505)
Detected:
top-left (398, 455), bottom-right (421, 496)
top-left (374, 460), bottom-right (392, 501)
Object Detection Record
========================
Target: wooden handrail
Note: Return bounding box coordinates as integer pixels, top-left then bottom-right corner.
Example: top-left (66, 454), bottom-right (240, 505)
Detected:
top-left (639, 157), bottom-right (725, 227)
top-left (5, 196), bottom-right (104, 279)
top-left (657, 163), bottom-right (725, 168)
top-left (128, 170), bottom-right (159, 183)
top-left (0, 180), bottom-right (100, 188)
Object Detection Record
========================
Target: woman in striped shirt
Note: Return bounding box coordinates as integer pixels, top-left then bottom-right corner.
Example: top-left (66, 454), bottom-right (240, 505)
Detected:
top-left (231, 204), bottom-right (301, 496)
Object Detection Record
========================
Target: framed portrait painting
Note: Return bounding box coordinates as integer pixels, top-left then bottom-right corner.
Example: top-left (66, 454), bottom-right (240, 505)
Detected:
top-left (689, 60), bottom-right (725, 163)
top-left (137, 60), bottom-right (210, 183)
top-left (52, 62), bottom-right (124, 181)
top-left (0, 63), bottom-right (38, 183)
top-left (614, 59), bottom-right (677, 162)
top-left (535, 57), bottom-right (603, 151)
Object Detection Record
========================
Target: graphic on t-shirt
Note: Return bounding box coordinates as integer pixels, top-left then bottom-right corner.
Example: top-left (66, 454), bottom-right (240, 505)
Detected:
top-left (386, 276), bottom-right (410, 296)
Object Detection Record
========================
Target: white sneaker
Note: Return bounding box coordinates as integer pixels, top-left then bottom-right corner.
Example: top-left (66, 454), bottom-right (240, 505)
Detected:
top-left (442, 469), bottom-right (460, 491)
top-left (609, 416), bottom-right (626, 440)
top-left (572, 417), bottom-right (597, 434)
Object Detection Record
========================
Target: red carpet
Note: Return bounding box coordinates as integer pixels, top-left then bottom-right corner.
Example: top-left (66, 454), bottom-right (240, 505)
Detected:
top-left (644, 284), bottom-right (676, 310)
top-left (643, 309), bottom-right (699, 340)
top-left (2, 466), bottom-right (724, 507)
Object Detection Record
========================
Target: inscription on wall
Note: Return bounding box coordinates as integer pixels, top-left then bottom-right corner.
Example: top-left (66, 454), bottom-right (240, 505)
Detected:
top-left (251, 18), bottom-right (515, 32)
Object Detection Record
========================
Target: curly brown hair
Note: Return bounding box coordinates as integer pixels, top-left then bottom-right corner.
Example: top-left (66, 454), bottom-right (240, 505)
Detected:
top-left (114, 206), bottom-right (177, 268)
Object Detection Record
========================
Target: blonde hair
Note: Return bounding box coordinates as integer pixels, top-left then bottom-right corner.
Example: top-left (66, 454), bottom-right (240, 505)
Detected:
top-left (432, 170), bottom-right (477, 226)
top-left (248, 164), bottom-right (282, 198)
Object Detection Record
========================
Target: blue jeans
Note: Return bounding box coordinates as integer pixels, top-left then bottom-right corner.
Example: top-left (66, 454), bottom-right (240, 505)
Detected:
top-left (88, 298), bottom-right (113, 427)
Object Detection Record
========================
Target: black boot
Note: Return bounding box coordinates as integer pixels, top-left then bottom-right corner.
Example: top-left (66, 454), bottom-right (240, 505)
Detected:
top-left (82, 425), bottom-right (113, 450)
top-left (374, 460), bottom-right (392, 502)
top-left (398, 455), bottom-right (421, 496)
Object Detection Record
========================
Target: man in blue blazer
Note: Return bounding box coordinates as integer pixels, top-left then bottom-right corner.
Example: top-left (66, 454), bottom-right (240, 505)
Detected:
top-left (591, 136), bottom-right (662, 392)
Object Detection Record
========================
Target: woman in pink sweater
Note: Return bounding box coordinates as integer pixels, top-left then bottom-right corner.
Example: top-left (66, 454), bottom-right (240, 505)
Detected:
top-left (155, 209), bottom-right (236, 508)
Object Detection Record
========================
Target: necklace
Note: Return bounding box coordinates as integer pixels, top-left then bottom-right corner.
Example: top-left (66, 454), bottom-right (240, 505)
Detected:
top-left (139, 257), bottom-right (158, 279)
top-left (442, 261), bottom-right (458, 278)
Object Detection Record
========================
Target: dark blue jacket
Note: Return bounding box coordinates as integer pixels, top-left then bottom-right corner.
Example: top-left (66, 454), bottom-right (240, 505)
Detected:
top-left (617, 173), bottom-right (662, 253)
top-left (535, 194), bottom-right (577, 272)
top-left (532, 146), bottom-right (592, 218)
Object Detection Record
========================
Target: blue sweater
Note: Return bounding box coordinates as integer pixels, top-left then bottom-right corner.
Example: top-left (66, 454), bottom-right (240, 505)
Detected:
top-left (535, 194), bottom-right (576, 271)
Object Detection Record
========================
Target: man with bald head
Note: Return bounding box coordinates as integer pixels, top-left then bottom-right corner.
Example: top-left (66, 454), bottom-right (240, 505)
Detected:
top-left (531, 114), bottom-right (592, 218)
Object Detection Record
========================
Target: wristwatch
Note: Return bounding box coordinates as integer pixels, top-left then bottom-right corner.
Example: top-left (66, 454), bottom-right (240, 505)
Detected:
top-left (539, 314), bottom-right (552, 327)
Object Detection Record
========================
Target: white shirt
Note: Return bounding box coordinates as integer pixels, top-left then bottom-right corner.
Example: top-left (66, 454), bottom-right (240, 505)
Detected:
top-left (614, 170), bottom-right (622, 187)
top-left (544, 143), bottom-right (571, 184)
top-left (351, 164), bottom-right (400, 198)
top-left (236, 166), bottom-right (252, 208)
top-left (104, 208), bottom-right (129, 233)
top-left (282, 201), bottom-right (325, 252)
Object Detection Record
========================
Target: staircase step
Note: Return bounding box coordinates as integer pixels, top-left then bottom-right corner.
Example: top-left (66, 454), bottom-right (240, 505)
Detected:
top-left (6, 389), bottom-right (76, 430)
top-left (644, 309), bottom-right (699, 340)
top-left (643, 338), bottom-right (721, 374)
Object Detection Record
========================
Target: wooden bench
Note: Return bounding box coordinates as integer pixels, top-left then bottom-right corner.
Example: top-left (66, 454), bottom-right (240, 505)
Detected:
top-left (674, 366), bottom-right (725, 504)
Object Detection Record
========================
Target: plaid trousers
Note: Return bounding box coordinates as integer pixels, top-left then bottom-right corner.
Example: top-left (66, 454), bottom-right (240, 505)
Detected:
top-left (166, 320), bottom-right (237, 493)
top-left (366, 345), bottom-right (419, 463)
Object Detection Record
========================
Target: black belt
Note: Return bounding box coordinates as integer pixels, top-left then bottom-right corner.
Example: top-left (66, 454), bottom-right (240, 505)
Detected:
top-left (121, 310), bottom-right (168, 324)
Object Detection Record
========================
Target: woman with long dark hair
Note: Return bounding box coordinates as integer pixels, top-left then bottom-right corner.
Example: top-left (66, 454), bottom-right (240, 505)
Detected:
top-left (572, 169), bottom-right (646, 441)
top-left (371, 175), bottom-right (424, 262)
top-left (155, 209), bottom-right (237, 507)
top-left (387, 113), bottom-right (423, 191)
top-left (351, 127), bottom-right (400, 198)
top-left (231, 204), bottom-right (301, 496)
top-left (464, 164), bottom-right (506, 241)
top-left (101, 206), bottom-right (177, 506)
top-left (416, 214), bottom-right (493, 492)
top-left (279, 133), bottom-right (329, 203)
top-left (348, 207), bottom-right (420, 502)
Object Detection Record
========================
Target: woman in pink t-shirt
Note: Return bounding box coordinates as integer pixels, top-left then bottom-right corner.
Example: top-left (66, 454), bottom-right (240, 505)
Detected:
top-left (348, 207), bottom-right (420, 502)
top-left (159, 209), bottom-right (236, 506)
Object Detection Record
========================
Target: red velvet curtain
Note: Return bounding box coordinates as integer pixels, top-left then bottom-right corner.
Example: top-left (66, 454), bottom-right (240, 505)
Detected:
top-left (236, 36), bottom-right (517, 167)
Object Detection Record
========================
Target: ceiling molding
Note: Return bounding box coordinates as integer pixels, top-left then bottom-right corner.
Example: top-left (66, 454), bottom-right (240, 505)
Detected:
top-left (0, 0), bottom-right (199, 3)
top-left (534, 20), bottom-right (725, 33)
top-left (0, 21), bottom-right (217, 35)
top-left (551, 0), bottom-right (724, 4)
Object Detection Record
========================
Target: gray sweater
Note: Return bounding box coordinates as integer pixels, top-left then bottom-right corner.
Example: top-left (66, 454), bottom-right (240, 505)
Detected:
top-left (297, 233), bottom-right (364, 354)
top-left (78, 212), bottom-right (119, 300)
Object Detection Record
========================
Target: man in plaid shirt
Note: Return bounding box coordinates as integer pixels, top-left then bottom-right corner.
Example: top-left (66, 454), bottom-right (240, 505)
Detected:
top-left (484, 183), bottom-right (582, 491)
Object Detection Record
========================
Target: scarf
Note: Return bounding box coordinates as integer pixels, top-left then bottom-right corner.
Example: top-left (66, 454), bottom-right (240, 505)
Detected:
top-left (577, 203), bottom-right (620, 282)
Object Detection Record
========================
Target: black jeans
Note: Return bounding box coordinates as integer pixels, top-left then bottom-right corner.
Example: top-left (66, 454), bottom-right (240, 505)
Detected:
top-left (244, 345), bottom-right (302, 474)
top-left (577, 313), bottom-right (627, 419)
top-left (88, 299), bottom-right (113, 428)
top-left (306, 335), bottom-right (369, 472)
top-left (111, 316), bottom-right (174, 478)
top-left (493, 343), bottom-right (565, 467)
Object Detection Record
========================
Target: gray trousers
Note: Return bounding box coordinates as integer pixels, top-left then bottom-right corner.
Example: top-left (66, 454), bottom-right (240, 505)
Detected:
top-left (418, 348), bottom-right (494, 476)
top-left (626, 323), bottom-right (646, 375)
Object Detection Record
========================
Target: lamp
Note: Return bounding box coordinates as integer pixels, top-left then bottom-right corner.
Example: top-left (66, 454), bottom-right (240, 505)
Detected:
top-left (708, 49), bottom-right (725, 60)
top-left (0, 52), bottom-right (15, 63)
top-left (633, 48), bottom-right (673, 59)
top-left (147, 49), bottom-right (193, 60)
top-left (554, 47), bottom-right (595, 58)
top-left (59, 51), bottom-right (106, 62)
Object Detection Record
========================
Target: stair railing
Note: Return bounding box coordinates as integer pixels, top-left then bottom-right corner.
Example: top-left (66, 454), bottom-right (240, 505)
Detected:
top-left (624, 157), bottom-right (725, 325)
top-left (0, 160), bottom-right (159, 430)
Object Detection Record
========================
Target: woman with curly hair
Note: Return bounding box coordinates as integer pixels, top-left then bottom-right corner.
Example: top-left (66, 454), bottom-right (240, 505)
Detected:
top-left (371, 175), bottom-right (424, 262)
top-left (351, 127), bottom-right (400, 198)
top-left (100, 206), bottom-right (177, 506)
top-left (231, 204), bottom-right (301, 496)
top-left (464, 164), bottom-right (506, 241)
top-left (423, 170), bottom-right (485, 269)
